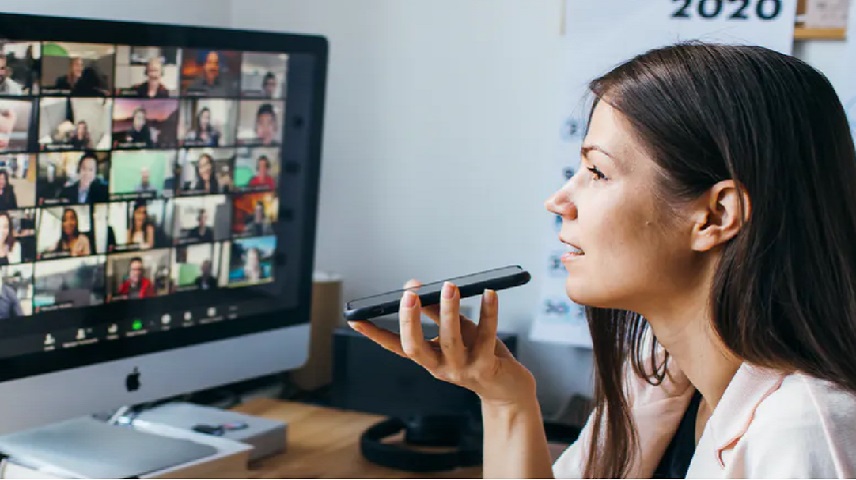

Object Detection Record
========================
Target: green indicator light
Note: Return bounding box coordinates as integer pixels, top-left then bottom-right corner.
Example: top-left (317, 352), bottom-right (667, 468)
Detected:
top-left (132, 319), bottom-right (143, 331)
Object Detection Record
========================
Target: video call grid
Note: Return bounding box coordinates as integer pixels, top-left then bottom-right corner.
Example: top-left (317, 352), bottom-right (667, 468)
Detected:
top-left (0, 40), bottom-right (290, 318)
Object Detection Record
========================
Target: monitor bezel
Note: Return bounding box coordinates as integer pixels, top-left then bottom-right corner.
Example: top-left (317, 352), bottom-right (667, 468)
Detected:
top-left (0, 13), bottom-right (327, 382)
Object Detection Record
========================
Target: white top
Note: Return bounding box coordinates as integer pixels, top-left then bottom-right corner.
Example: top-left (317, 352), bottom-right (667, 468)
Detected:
top-left (553, 361), bottom-right (856, 478)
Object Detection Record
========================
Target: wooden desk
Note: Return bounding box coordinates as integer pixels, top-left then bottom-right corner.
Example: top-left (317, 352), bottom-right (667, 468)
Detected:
top-left (232, 398), bottom-right (482, 479)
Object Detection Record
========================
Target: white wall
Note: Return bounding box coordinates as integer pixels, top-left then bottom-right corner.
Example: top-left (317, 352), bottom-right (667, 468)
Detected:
top-left (5, 0), bottom-right (848, 415)
top-left (229, 0), bottom-right (600, 413)
top-left (1, 0), bottom-right (232, 27)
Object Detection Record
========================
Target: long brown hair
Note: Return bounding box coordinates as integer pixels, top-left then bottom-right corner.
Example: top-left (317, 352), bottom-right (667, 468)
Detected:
top-left (581, 42), bottom-right (856, 478)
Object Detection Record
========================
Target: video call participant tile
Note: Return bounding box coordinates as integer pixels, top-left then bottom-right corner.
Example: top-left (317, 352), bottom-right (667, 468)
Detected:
top-left (36, 151), bottom-right (110, 206)
top-left (106, 199), bottom-right (173, 252)
top-left (114, 46), bottom-right (180, 98)
top-left (240, 52), bottom-right (287, 99)
top-left (0, 208), bottom-right (38, 264)
top-left (0, 263), bottom-right (34, 318)
top-left (38, 97), bottom-right (113, 151)
top-left (178, 98), bottom-right (238, 148)
top-left (233, 147), bottom-right (278, 193)
top-left (0, 99), bottom-right (36, 153)
top-left (36, 205), bottom-right (95, 260)
top-left (180, 49), bottom-right (241, 98)
top-left (223, 235), bottom-right (275, 287)
top-left (109, 150), bottom-right (177, 200)
top-left (105, 249), bottom-right (170, 302)
top-left (0, 154), bottom-right (36, 209)
top-left (176, 148), bottom-right (235, 195)
top-left (0, 42), bottom-right (41, 96)
top-left (236, 100), bottom-right (283, 147)
top-left (112, 98), bottom-right (179, 149)
top-left (40, 42), bottom-right (115, 97)
top-left (172, 195), bottom-right (229, 245)
top-left (171, 242), bottom-right (223, 293)
top-left (33, 255), bottom-right (106, 312)
top-left (231, 191), bottom-right (277, 239)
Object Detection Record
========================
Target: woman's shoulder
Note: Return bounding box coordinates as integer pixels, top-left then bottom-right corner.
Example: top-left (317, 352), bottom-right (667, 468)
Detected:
top-left (737, 370), bottom-right (856, 476)
top-left (752, 371), bottom-right (856, 431)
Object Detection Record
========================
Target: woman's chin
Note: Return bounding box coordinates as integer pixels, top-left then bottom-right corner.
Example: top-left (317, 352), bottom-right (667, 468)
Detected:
top-left (564, 278), bottom-right (614, 310)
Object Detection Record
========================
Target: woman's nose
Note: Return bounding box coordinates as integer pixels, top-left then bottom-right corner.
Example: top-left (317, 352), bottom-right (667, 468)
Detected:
top-left (544, 186), bottom-right (577, 219)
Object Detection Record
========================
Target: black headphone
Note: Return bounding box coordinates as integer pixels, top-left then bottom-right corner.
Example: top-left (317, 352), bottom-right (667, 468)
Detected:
top-left (359, 415), bottom-right (481, 473)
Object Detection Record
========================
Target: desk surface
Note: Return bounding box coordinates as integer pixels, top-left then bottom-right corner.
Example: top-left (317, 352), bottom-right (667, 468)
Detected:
top-left (232, 398), bottom-right (482, 479)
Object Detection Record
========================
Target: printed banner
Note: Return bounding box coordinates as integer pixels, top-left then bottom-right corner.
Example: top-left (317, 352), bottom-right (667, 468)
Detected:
top-left (839, 0), bottom-right (856, 139)
top-left (530, 0), bottom-right (797, 347)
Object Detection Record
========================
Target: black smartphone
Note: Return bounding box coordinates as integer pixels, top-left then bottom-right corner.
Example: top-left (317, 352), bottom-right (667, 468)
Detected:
top-left (343, 265), bottom-right (531, 321)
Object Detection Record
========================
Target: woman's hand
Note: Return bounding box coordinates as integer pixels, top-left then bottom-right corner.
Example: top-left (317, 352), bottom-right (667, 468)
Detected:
top-left (348, 280), bottom-right (536, 408)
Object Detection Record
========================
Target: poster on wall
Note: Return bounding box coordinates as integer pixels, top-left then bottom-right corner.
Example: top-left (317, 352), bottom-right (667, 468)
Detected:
top-left (530, 0), bottom-right (798, 348)
top-left (839, 0), bottom-right (856, 140)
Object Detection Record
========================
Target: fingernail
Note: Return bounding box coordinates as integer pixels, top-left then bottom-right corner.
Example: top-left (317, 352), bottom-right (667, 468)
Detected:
top-left (347, 321), bottom-right (361, 331)
top-left (484, 289), bottom-right (496, 304)
top-left (442, 282), bottom-right (455, 299)
top-left (402, 291), bottom-right (417, 307)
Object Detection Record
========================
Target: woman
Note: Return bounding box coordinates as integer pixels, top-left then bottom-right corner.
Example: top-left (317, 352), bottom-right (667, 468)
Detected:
top-left (68, 120), bottom-right (92, 150)
top-left (183, 153), bottom-right (219, 194)
top-left (184, 107), bottom-right (220, 147)
top-left (0, 170), bottom-right (17, 210)
top-left (121, 108), bottom-right (155, 148)
top-left (53, 56), bottom-right (83, 91)
top-left (242, 247), bottom-right (261, 282)
top-left (53, 208), bottom-right (90, 257)
top-left (0, 212), bottom-right (20, 265)
top-left (126, 202), bottom-right (154, 250)
top-left (350, 43), bottom-right (856, 478)
top-left (132, 57), bottom-right (170, 98)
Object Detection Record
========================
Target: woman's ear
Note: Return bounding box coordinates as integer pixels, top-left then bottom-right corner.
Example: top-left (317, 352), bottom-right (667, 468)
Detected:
top-left (690, 180), bottom-right (750, 252)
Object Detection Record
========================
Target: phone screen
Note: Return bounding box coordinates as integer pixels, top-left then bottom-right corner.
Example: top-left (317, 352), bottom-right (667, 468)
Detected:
top-left (347, 266), bottom-right (523, 309)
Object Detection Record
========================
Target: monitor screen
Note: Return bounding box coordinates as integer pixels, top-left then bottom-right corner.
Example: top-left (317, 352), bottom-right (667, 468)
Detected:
top-left (0, 15), bottom-right (326, 384)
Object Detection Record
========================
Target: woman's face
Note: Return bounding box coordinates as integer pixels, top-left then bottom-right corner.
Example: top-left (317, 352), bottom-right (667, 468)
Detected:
top-left (134, 206), bottom-right (146, 226)
top-left (0, 173), bottom-right (7, 189)
top-left (198, 156), bottom-right (212, 181)
top-left (199, 110), bottom-right (210, 129)
top-left (257, 159), bottom-right (269, 177)
top-left (133, 110), bottom-right (146, 130)
top-left (0, 215), bottom-right (9, 240)
top-left (78, 158), bottom-right (96, 189)
top-left (147, 61), bottom-right (162, 82)
top-left (256, 113), bottom-right (276, 144)
top-left (62, 210), bottom-right (77, 236)
top-left (0, 107), bottom-right (16, 149)
top-left (544, 101), bottom-right (696, 313)
top-left (247, 249), bottom-right (259, 268)
top-left (70, 58), bottom-right (83, 78)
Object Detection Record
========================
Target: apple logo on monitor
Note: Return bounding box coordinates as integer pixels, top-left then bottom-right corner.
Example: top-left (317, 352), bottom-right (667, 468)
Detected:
top-left (126, 367), bottom-right (141, 392)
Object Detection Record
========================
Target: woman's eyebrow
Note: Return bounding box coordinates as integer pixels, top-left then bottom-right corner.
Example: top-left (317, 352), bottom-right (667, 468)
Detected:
top-left (581, 143), bottom-right (628, 171)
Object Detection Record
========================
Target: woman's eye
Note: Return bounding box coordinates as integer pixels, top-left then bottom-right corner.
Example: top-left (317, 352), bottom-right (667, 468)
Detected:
top-left (587, 166), bottom-right (606, 181)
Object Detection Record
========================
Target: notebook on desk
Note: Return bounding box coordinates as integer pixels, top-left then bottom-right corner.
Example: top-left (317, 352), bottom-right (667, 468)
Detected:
top-left (0, 417), bottom-right (218, 479)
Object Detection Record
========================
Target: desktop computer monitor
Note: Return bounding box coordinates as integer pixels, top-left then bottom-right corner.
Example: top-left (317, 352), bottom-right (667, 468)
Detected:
top-left (0, 13), bottom-right (327, 434)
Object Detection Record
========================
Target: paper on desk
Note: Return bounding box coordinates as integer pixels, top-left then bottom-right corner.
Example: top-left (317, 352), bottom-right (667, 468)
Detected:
top-left (530, 0), bottom-right (797, 347)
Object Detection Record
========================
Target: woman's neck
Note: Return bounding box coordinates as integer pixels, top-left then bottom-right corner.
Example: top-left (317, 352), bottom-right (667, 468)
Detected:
top-left (640, 268), bottom-right (741, 411)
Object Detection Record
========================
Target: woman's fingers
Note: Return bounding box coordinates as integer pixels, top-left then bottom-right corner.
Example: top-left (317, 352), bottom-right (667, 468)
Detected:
top-left (347, 321), bottom-right (406, 357)
top-left (399, 291), bottom-right (440, 370)
top-left (439, 283), bottom-right (467, 369)
top-left (473, 289), bottom-right (500, 361)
